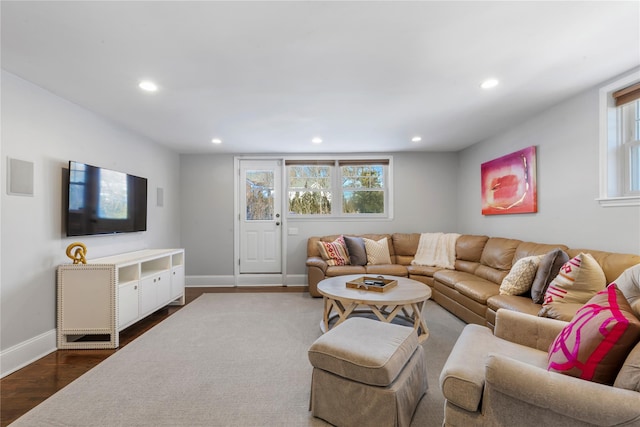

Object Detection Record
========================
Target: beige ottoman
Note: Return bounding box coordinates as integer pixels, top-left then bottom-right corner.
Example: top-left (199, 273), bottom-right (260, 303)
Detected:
top-left (308, 317), bottom-right (428, 427)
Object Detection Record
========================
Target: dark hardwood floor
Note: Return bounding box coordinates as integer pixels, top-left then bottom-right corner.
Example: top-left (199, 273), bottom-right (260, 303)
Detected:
top-left (0, 286), bottom-right (306, 427)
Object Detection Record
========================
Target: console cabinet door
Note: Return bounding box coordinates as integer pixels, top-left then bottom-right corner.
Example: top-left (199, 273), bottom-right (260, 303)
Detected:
top-left (139, 271), bottom-right (172, 316)
top-left (139, 276), bottom-right (158, 317)
top-left (118, 281), bottom-right (139, 329)
top-left (170, 265), bottom-right (185, 300)
top-left (156, 271), bottom-right (171, 306)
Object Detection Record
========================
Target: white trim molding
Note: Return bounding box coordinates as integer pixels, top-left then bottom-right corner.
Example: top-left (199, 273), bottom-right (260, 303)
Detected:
top-left (186, 274), bottom-right (307, 288)
top-left (1, 329), bottom-right (56, 378)
top-left (596, 196), bottom-right (640, 207)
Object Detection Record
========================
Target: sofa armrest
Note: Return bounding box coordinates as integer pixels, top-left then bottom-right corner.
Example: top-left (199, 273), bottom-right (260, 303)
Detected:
top-left (485, 354), bottom-right (640, 426)
top-left (306, 256), bottom-right (328, 273)
top-left (494, 309), bottom-right (567, 351)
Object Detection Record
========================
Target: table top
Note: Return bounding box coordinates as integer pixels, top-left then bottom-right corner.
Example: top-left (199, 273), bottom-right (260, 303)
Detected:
top-left (317, 274), bottom-right (432, 305)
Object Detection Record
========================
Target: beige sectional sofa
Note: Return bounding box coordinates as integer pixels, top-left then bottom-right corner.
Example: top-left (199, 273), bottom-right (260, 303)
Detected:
top-left (306, 233), bottom-right (640, 327)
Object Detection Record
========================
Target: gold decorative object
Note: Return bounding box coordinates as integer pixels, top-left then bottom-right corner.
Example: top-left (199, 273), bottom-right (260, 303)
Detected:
top-left (66, 242), bottom-right (88, 264)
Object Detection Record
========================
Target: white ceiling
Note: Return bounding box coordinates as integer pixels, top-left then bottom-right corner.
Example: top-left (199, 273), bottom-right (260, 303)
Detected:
top-left (2, 1), bottom-right (639, 154)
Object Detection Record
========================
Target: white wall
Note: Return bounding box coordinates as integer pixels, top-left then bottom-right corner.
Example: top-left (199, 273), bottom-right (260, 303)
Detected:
top-left (179, 153), bottom-right (236, 276)
top-left (457, 75), bottom-right (640, 254)
top-left (0, 71), bottom-right (181, 375)
top-left (179, 151), bottom-right (459, 279)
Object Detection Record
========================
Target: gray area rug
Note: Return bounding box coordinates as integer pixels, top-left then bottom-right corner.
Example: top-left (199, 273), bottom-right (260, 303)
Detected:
top-left (10, 292), bottom-right (465, 426)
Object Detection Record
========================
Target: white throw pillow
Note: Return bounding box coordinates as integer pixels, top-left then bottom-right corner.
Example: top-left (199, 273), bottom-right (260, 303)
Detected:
top-left (364, 237), bottom-right (392, 265)
top-left (612, 263), bottom-right (640, 318)
top-left (499, 255), bottom-right (543, 296)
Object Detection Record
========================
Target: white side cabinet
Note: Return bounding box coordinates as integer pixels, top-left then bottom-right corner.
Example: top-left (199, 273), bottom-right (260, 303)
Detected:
top-left (57, 249), bottom-right (185, 349)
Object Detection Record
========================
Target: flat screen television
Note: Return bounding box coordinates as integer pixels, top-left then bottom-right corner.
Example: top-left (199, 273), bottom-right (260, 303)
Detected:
top-left (66, 161), bottom-right (148, 237)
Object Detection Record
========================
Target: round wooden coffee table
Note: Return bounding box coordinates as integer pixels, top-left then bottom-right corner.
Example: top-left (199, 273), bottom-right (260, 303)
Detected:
top-left (317, 274), bottom-right (432, 342)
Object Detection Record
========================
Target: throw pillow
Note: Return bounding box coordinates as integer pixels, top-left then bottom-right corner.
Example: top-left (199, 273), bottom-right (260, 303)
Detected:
top-left (499, 255), bottom-right (544, 296)
top-left (343, 235), bottom-right (367, 266)
top-left (317, 236), bottom-right (350, 266)
top-left (364, 237), bottom-right (392, 265)
top-left (531, 249), bottom-right (570, 304)
top-left (547, 284), bottom-right (640, 384)
top-left (538, 253), bottom-right (606, 320)
top-left (536, 302), bottom-right (585, 322)
top-left (611, 263), bottom-right (640, 318)
top-left (613, 343), bottom-right (640, 392)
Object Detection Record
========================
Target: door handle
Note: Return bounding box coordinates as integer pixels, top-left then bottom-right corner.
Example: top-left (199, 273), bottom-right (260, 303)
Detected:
top-left (276, 222), bottom-right (280, 226)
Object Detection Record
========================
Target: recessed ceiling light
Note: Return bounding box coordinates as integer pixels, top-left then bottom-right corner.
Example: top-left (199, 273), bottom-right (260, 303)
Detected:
top-left (312, 137), bottom-right (322, 144)
top-left (411, 136), bottom-right (422, 142)
top-left (480, 78), bottom-right (499, 89)
top-left (139, 80), bottom-right (158, 92)
top-left (211, 138), bottom-right (222, 144)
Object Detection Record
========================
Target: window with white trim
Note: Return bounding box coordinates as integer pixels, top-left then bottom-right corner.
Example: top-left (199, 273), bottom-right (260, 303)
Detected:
top-left (599, 72), bottom-right (640, 206)
top-left (286, 158), bottom-right (391, 218)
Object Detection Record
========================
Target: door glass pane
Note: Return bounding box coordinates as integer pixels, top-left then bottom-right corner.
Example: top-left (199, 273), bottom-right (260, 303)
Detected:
top-left (246, 170), bottom-right (274, 220)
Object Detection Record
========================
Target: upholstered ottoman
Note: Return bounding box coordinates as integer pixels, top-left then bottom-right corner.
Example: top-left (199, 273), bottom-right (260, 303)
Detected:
top-left (308, 317), bottom-right (428, 427)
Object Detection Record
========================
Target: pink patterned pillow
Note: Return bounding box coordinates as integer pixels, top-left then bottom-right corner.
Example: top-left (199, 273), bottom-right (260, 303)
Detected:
top-left (317, 236), bottom-right (350, 266)
top-left (547, 284), bottom-right (640, 384)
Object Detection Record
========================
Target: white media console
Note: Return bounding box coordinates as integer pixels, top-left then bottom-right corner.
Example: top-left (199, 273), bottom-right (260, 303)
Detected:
top-left (57, 249), bottom-right (185, 349)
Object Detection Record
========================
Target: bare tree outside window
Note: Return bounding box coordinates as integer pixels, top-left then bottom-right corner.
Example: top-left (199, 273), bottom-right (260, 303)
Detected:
top-left (246, 170), bottom-right (274, 220)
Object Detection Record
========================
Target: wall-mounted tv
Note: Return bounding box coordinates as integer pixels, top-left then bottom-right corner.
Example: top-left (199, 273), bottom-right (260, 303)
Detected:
top-left (66, 161), bottom-right (148, 237)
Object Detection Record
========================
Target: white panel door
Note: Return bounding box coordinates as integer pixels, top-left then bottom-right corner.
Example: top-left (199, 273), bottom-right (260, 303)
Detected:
top-left (239, 160), bottom-right (282, 273)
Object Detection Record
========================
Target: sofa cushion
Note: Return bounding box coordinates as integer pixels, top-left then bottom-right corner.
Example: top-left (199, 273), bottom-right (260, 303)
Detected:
top-left (474, 264), bottom-right (509, 285)
top-left (513, 241), bottom-right (569, 261)
top-left (499, 255), bottom-right (543, 296)
top-left (456, 235), bottom-right (489, 262)
top-left (611, 263), bottom-right (640, 317)
top-left (479, 237), bottom-right (522, 271)
top-left (614, 343), bottom-right (640, 392)
top-left (454, 259), bottom-right (481, 274)
top-left (317, 236), bottom-right (350, 266)
top-left (548, 284), bottom-right (640, 384)
top-left (364, 237), bottom-right (392, 265)
top-left (486, 296), bottom-right (550, 330)
top-left (365, 264), bottom-right (408, 277)
top-left (455, 279), bottom-right (500, 305)
top-left (407, 264), bottom-right (441, 278)
top-left (308, 317), bottom-right (418, 387)
top-left (531, 249), bottom-right (570, 304)
top-left (325, 265), bottom-right (366, 277)
top-left (343, 235), bottom-right (367, 266)
top-left (536, 302), bottom-right (583, 322)
top-left (539, 253), bottom-right (606, 320)
top-left (392, 233), bottom-right (420, 265)
top-left (487, 295), bottom-right (542, 317)
top-left (434, 270), bottom-right (479, 289)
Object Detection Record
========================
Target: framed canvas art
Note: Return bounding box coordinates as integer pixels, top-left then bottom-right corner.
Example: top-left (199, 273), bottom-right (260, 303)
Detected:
top-left (481, 146), bottom-right (537, 215)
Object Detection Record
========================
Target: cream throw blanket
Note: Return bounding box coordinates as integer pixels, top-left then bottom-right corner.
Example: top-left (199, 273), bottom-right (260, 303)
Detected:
top-left (411, 232), bottom-right (460, 269)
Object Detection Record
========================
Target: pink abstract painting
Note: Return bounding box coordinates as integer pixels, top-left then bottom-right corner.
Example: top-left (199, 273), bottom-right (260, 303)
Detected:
top-left (481, 146), bottom-right (537, 215)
